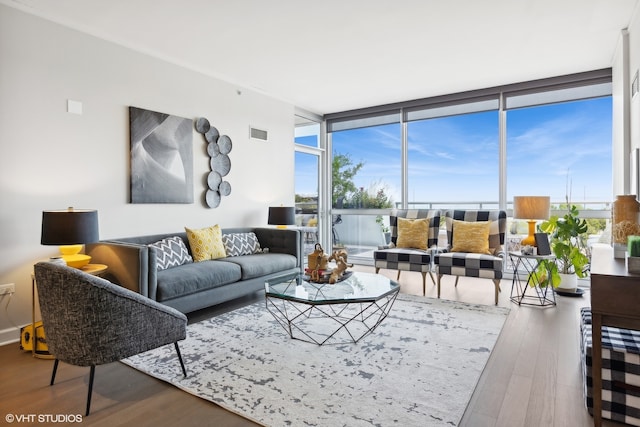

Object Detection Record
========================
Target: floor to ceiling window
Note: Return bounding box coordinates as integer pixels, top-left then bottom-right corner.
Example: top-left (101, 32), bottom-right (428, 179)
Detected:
top-left (295, 113), bottom-right (323, 256)
top-left (407, 110), bottom-right (499, 209)
top-left (318, 69), bottom-right (612, 265)
top-left (506, 97), bottom-right (612, 207)
top-left (330, 121), bottom-right (401, 254)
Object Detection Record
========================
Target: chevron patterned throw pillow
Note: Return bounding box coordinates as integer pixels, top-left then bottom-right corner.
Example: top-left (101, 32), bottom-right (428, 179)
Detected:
top-left (149, 236), bottom-right (193, 270)
top-left (222, 232), bottom-right (261, 257)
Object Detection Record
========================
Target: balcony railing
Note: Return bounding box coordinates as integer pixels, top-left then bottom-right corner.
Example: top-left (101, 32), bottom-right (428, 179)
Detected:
top-left (297, 201), bottom-right (612, 268)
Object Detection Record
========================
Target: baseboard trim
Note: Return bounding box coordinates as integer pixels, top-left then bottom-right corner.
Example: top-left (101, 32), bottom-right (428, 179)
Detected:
top-left (0, 325), bottom-right (23, 347)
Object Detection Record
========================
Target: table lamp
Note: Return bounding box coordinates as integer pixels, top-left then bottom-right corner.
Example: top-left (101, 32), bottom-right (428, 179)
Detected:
top-left (41, 207), bottom-right (99, 268)
top-left (268, 206), bottom-right (295, 229)
top-left (513, 196), bottom-right (550, 247)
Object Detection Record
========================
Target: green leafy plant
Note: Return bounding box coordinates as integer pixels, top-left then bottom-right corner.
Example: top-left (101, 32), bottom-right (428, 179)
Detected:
top-left (529, 259), bottom-right (561, 288)
top-left (536, 205), bottom-right (590, 283)
top-left (375, 215), bottom-right (390, 233)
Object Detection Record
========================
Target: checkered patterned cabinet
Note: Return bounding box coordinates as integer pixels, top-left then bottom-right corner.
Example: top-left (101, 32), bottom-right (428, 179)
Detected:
top-left (373, 209), bottom-right (441, 295)
top-left (581, 307), bottom-right (640, 425)
top-left (434, 210), bottom-right (507, 305)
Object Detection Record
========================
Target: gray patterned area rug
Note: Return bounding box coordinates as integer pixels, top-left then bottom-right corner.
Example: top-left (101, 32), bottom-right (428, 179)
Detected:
top-left (122, 294), bottom-right (509, 426)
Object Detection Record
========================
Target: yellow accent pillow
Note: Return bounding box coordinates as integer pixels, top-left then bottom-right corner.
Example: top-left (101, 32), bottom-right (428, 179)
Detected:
top-left (450, 220), bottom-right (491, 254)
top-left (396, 217), bottom-right (429, 250)
top-left (185, 225), bottom-right (227, 262)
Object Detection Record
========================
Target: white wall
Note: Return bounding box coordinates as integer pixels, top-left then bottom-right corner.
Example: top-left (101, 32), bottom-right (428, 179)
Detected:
top-left (612, 30), bottom-right (630, 195)
top-left (613, 7), bottom-right (640, 196)
top-left (0, 6), bottom-right (296, 343)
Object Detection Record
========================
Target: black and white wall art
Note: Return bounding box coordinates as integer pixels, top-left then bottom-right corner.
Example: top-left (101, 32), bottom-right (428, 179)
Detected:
top-left (130, 107), bottom-right (194, 203)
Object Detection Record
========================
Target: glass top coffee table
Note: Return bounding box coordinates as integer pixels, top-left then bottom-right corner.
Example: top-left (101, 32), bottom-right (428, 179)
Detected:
top-left (265, 271), bottom-right (400, 345)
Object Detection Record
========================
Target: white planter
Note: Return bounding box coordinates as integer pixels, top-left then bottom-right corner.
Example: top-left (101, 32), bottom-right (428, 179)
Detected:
top-left (557, 273), bottom-right (578, 292)
top-left (628, 256), bottom-right (640, 274)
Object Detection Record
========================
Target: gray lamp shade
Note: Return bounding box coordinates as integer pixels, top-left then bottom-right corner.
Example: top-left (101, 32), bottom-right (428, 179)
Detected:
top-left (268, 206), bottom-right (296, 226)
top-left (41, 209), bottom-right (99, 245)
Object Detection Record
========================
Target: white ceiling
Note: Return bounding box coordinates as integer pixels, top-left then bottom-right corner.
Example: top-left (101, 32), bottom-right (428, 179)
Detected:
top-left (3, 0), bottom-right (639, 115)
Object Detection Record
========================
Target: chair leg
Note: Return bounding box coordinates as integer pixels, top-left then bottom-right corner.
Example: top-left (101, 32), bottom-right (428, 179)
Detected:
top-left (420, 272), bottom-right (427, 296)
top-left (175, 342), bottom-right (187, 377)
top-left (454, 276), bottom-right (460, 287)
top-left (86, 365), bottom-right (95, 416)
top-left (493, 279), bottom-right (501, 305)
top-left (428, 271), bottom-right (436, 286)
top-left (397, 270), bottom-right (401, 281)
top-left (375, 267), bottom-right (380, 274)
top-left (50, 359), bottom-right (59, 385)
top-left (437, 274), bottom-right (442, 298)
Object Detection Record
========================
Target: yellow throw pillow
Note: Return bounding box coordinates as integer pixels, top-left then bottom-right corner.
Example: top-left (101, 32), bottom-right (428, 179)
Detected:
top-left (396, 217), bottom-right (429, 250)
top-left (185, 225), bottom-right (227, 262)
top-left (450, 220), bottom-right (491, 254)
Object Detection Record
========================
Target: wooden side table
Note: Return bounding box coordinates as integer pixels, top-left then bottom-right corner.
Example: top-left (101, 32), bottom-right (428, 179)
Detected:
top-left (31, 263), bottom-right (107, 359)
top-left (590, 244), bottom-right (640, 426)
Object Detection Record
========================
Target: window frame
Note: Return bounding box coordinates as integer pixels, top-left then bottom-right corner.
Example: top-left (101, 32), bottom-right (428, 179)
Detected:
top-left (324, 68), bottom-right (613, 211)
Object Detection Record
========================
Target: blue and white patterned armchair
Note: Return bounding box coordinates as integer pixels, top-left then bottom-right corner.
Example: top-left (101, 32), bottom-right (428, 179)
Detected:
top-left (434, 210), bottom-right (507, 305)
top-left (373, 209), bottom-right (441, 295)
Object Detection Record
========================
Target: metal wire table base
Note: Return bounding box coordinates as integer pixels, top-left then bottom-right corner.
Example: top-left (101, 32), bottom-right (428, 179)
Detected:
top-left (265, 290), bottom-right (400, 346)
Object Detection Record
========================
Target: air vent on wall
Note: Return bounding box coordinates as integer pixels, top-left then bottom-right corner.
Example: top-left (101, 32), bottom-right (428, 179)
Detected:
top-left (249, 126), bottom-right (268, 142)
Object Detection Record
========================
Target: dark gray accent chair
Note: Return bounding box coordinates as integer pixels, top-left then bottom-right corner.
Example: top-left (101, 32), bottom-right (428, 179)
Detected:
top-left (434, 210), bottom-right (507, 305)
top-left (373, 209), bottom-right (441, 295)
top-left (34, 262), bottom-right (187, 416)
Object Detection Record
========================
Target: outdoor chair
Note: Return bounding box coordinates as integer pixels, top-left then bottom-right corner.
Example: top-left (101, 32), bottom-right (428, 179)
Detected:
top-left (373, 209), bottom-right (441, 295)
top-left (33, 262), bottom-right (188, 416)
top-left (434, 209), bottom-right (507, 305)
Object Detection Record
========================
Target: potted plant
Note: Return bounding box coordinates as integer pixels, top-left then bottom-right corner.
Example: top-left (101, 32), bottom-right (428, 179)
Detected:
top-left (376, 215), bottom-right (391, 244)
top-left (533, 205), bottom-right (590, 290)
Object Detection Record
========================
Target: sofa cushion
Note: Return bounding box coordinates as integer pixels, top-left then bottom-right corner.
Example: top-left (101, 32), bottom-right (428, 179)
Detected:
top-left (222, 232), bottom-right (261, 256)
top-left (185, 225), bottom-right (227, 261)
top-left (156, 260), bottom-right (241, 301)
top-left (149, 236), bottom-right (193, 271)
top-left (224, 253), bottom-right (297, 280)
top-left (374, 247), bottom-right (431, 273)
top-left (435, 252), bottom-right (503, 279)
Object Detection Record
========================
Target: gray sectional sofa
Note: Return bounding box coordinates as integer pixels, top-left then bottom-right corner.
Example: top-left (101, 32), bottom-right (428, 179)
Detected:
top-left (86, 227), bottom-right (302, 313)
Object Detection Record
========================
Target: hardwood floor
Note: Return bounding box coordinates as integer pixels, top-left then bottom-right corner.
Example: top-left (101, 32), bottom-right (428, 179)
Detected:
top-left (0, 266), bottom-right (625, 426)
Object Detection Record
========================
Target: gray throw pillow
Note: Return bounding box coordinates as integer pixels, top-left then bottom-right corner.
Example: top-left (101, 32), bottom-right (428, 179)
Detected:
top-left (149, 236), bottom-right (193, 270)
top-left (222, 232), bottom-right (261, 256)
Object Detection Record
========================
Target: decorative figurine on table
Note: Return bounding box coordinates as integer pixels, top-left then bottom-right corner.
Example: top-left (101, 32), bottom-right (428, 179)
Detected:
top-left (306, 243), bottom-right (329, 282)
top-left (328, 249), bottom-right (353, 284)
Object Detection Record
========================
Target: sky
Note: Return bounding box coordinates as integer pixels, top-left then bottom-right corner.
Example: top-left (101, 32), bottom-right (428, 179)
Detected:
top-left (295, 96), bottom-right (612, 209)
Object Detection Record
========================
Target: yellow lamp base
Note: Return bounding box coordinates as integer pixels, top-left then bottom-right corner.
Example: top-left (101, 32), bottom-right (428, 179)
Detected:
top-left (59, 245), bottom-right (91, 268)
top-left (520, 220), bottom-right (537, 247)
top-left (62, 254), bottom-right (91, 268)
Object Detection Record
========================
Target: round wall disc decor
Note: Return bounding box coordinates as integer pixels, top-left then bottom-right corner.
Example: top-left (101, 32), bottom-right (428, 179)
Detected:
top-left (207, 142), bottom-right (220, 157)
top-left (205, 189), bottom-right (221, 208)
top-left (219, 180), bottom-right (231, 196)
top-left (210, 154), bottom-right (231, 176)
top-left (195, 117), bottom-right (211, 134)
top-left (207, 171), bottom-right (222, 190)
top-left (195, 116), bottom-right (231, 209)
top-left (205, 126), bottom-right (220, 143)
top-left (218, 135), bottom-right (232, 154)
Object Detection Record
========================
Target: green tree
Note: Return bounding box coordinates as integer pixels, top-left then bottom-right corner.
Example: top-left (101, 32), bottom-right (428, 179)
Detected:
top-left (332, 153), bottom-right (364, 207)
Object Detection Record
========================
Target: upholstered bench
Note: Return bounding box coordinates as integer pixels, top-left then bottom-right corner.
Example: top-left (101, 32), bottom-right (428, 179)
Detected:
top-left (580, 307), bottom-right (640, 426)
